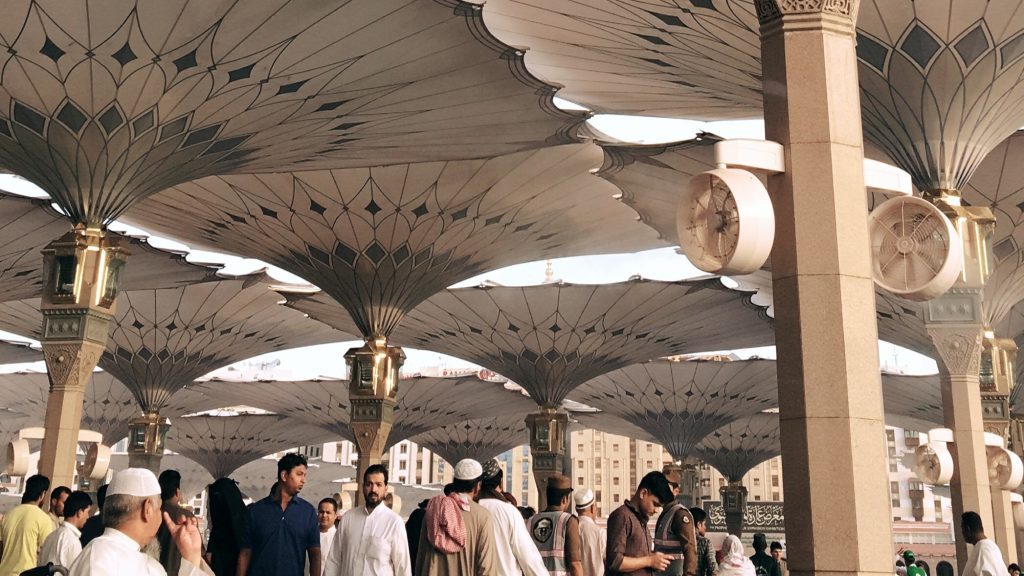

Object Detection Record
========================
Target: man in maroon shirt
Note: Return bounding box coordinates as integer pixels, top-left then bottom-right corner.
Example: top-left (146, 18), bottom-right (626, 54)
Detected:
top-left (605, 471), bottom-right (676, 576)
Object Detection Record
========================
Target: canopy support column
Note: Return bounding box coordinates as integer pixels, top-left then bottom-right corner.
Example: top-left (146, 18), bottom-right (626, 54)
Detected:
top-left (127, 411), bottom-right (171, 474)
top-left (983, 337), bottom-right (1018, 562)
top-left (758, 4), bottom-right (893, 576)
top-left (721, 481), bottom-right (748, 537)
top-left (39, 228), bottom-right (126, 488)
top-left (346, 338), bottom-right (403, 506)
top-left (526, 408), bottom-right (568, 510)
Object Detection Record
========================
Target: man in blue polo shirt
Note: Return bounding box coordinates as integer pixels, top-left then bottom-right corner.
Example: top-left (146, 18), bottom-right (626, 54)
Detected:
top-left (237, 453), bottom-right (321, 576)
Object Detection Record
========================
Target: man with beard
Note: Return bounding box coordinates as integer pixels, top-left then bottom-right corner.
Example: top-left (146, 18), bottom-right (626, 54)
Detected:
top-left (324, 464), bottom-right (411, 576)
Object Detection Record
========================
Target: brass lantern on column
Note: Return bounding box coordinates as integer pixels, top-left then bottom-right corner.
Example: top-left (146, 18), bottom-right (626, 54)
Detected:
top-left (41, 227), bottom-right (127, 313)
top-left (526, 407), bottom-right (567, 455)
top-left (344, 337), bottom-right (404, 401)
top-left (128, 411), bottom-right (171, 456)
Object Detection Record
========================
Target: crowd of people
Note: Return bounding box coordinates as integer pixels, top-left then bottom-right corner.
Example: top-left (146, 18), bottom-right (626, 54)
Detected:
top-left (0, 457), bottom-right (1006, 576)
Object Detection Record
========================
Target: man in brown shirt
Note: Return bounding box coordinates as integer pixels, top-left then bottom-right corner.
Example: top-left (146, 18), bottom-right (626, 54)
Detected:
top-left (605, 471), bottom-right (676, 576)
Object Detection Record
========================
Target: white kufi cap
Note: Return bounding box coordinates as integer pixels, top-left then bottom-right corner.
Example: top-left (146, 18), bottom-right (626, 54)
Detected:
top-left (453, 458), bottom-right (483, 481)
top-left (574, 488), bottom-right (595, 509)
top-left (107, 467), bottom-right (161, 497)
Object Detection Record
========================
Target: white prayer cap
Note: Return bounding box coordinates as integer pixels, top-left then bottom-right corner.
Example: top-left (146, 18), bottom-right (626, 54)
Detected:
top-left (453, 459), bottom-right (483, 481)
top-left (574, 489), bottom-right (595, 509)
top-left (107, 468), bottom-right (161, 497)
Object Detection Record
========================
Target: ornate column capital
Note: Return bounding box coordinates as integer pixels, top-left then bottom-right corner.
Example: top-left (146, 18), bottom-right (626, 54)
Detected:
top-left (755, 0), bottom-right (858, 24)
top-left (927, 327), bottom-right (983, 376)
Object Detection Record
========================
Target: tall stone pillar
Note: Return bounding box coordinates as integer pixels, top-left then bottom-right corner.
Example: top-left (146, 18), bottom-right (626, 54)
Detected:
top-left (758, 4), bottom-right (894, 576)
top-left (345, 338), bottom-right (403, 506)
top-left (126, 411), bottom-right (171, 473)
top-left (923, 207), bottom-right (995, 570)
top-left (720, 482), bottom-right (748, 537)
top-left (39, 228), bottom-right (126, 488)
top-left (982, 337), bottom-right (1018, 562)
top-left (526, 407), bottom-right (567, 510)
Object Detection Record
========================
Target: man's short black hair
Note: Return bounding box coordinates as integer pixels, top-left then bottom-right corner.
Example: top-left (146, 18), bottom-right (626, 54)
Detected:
top-left (364, 463), bottom-right (389, 485)
top-left (451, 478), bottom-right (480, 494)
top-left (637, 471), bottom-right (674, 506)
top-left (1008, 564), bottom-right (1019, 572)
top-left (50, 486), bottom-right (71, 502)
top-left (95, 484), bottom-right (108, 510)
top-left (23, 474), bottom-right (50, 503)
top-left (159, 469), bottom-right (182, 502)
top-left (63, 491), bottom-right (93, 518)
top-left (277, 452), bottom-right (308, 481)
top-left (318, 497), bottom-right (338, 512)
top-left (771, 541), bottom-right (784, 551)
top-left (962, 511), bottom-right (984, 534)
top-left (689, 507), bottom-right (707, 524)
top-left (546, 485), bottom-right (573, 507)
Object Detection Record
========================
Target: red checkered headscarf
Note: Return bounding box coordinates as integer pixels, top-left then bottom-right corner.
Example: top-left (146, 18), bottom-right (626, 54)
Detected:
top-left (425, 493), bottom-right (468, 553)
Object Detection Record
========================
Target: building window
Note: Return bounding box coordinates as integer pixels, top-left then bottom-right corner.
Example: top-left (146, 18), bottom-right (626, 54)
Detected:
top-left (595, 474), bottom-right (602, 484)
top-left (771, 475), bottom-right (779, 487)
top-left (578, 460), bottom-right (585, 469)
top-left (596, 441), bottom-right (602, 450)
top-left (613, 477), bottom-right (620, 486)
top-left (646, 445), bottom-right (653, 452)
top-left (595, 459), bottom-right (602, 469)
top-left (754, 495), bottom-right (761, 501)
top-left (772, 492), bottom-right (779, 500)
top-left (578, 477), bottom-right (584, 485)
top-left (753, 478), bottom-right (760, 487)
top-left (613, 443), bottom-right (620, 452)
top-left (890, 481), bottom-right (900, 508)
top-left (645, 460), bottom-right (653, 469)
top-left (400, 444), bottom-right (408, 454)
top-left (578, 444), bottom-right (584, 452)
top-left (613, 460), bottom-right (620, 469)
top-left (596, 490), bottom-right (602, 501)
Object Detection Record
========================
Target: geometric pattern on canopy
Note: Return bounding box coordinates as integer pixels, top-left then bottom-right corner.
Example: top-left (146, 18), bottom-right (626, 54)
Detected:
top-left (0, 0), bottom-right (580, 226)
top-left (478, 0), bottom-right (763, 119)
top-left (189, 374), bottom-right (537, 450)
top-left (597, 137), bottom-right (719, 244)
top-left (320, 278), bottom-right (776, 407)
top-left (109, 452), bottom-right (214, 501)
top-left (0, 274), bottom-right (350, 412)
top-left (165, 413), bottom-right (336, 479)
top-left (0, 192), bottom-right (219, 304)
top-left (568, 359), bottom-right (778, 461)
top-left (694, 412), bottom-right (780, 483)
top-left (0, 370), bottom-right (214, 444)
top-left (125, 143), bottom-right (663, 338)
top-left (483, 1), bottom-right (1024, 194)
top-left (407, 413), bottom-right (532, 466)
top-left (964, 131), bottom-right (1024, 333)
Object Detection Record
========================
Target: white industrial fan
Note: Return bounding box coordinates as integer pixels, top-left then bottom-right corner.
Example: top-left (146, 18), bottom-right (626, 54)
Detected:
top-left (678, 167), bottom-right (775, 275)
top-left (4, 439), bottom-right (29, 476)
top-left (868, 196), bottom-right (962, 301)
top-left (77, 443), bottom-right (111, 481)
top-left (985, 433), bottom-right (1024, 491)
top-left (913, 442), bottom-right (954, 485)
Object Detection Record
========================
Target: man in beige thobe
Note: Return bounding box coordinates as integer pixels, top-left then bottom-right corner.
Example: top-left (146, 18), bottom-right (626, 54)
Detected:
top-left (414, 459), bottom-right (498, 576)
top-left (575, 489), bottom-right (605, 576)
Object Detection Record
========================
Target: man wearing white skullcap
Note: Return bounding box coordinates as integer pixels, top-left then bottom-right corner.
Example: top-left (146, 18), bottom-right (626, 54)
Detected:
top-left (574, 489), bottom-right (605, 576)
top-left (69, 468), bottom-right (214, 576)
top-left (414, 459), bottom-right (498, 576)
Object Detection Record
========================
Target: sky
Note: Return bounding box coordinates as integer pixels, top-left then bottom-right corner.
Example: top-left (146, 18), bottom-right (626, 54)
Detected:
top-left (0, 104), bottom-right (938, 379)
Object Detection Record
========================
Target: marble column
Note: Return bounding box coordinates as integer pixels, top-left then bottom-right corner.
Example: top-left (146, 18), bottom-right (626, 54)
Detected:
top-left (39, 229), bottom-right (125, 488)
top-left (345, 338), bottom-right (403, 506)
top-left (983, 337), bottom-right (1018, 562)
top-left (526, 408), bottom-right (568, 510)
top-left (758, 3), bottom-right (894, 576)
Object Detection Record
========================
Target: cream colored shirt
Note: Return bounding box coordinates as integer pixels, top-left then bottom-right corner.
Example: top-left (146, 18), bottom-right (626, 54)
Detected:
top-left (578, 515), bottom-right (606, 576)
top-left (477, 498), bottom-right (547, 576)
top-left (38, 521), bottom-right (82, 568)
top-left (69, 528), bottom-right (214, 576)
top-left (324, 504), bottom-right (410, 576)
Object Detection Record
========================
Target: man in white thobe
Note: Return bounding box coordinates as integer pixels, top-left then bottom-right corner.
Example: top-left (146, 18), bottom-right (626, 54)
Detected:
top-left (574, 489), bottom-right (605, 576)
top-left (69, 468), bottom-right (215, 576)
top-left (961, 511), bottom-right (1009, 576)
top-left (475, 459), bottom-right (546, 576)
top-left (324, 464), bottom-right (410, 576)
top-left (38, 490), bottom-right (91, 568)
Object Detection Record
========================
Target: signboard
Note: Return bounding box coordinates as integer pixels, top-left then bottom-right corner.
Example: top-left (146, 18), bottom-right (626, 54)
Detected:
top-left (703, 501), bottom-right (785, 533)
